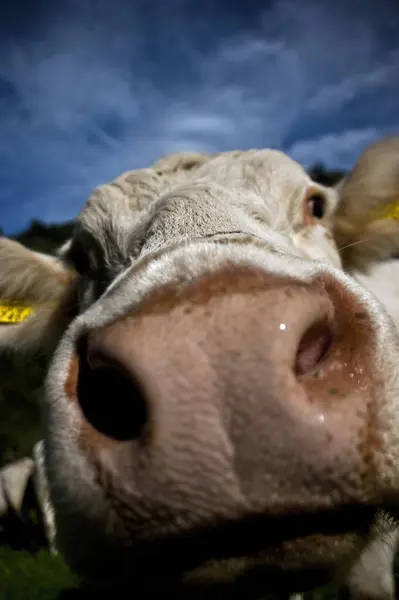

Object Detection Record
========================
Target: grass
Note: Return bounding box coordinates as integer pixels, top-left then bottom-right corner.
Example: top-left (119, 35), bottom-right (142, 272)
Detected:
top-left (2, 544), bottom-right (398, 600)
top-left (0, 547), bottom-right (77, 600)
top-left (0, 544), bottom-right (341, 600)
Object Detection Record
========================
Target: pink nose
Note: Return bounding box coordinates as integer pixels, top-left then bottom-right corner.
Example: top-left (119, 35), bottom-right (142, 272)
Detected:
top-left (66, 266), bottom-right (378, 537)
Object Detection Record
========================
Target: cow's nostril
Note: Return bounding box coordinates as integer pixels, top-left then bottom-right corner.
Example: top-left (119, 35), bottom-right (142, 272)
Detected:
top-left (295, 321), bottom-right (333, 377)
top-left (76, 339), bottom-right (149, 441)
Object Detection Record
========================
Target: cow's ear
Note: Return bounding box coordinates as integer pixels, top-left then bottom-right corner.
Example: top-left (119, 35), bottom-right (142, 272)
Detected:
top-left (0, 237), bottom-right (78, 353)
top-left (332, 136), bottom-right (399, 273)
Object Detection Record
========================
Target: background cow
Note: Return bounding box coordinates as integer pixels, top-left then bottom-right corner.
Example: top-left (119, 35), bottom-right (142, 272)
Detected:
top-left (1, 138), bottom-right (399, 598)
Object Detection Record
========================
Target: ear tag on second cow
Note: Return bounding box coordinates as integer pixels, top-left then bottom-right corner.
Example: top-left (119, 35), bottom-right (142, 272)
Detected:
top-left (373, 199), bottom-right (399, 222)
top-left (0, 302), bottom-right (35, 324)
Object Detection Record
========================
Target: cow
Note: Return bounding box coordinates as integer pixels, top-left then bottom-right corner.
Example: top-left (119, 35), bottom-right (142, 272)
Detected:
top-left (1, 139), bottom-right (399, 599)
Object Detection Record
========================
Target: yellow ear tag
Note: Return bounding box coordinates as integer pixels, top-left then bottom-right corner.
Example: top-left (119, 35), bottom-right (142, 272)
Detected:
top-left (0, 302), bottom-right (35, 324)
top-left (373, 199), bottom-right (399, 222)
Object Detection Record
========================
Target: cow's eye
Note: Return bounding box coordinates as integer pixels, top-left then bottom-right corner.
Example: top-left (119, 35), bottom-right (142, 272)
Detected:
top-left (306, 194), bottom-right (326, 219)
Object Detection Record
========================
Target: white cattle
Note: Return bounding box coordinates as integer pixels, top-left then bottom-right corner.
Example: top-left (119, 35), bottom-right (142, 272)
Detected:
top-left (1, 140), bottom-right (399, 598)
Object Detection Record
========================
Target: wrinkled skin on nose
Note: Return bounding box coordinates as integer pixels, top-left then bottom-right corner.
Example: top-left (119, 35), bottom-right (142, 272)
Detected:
top-left (56, 266), bottom-right (387, 594)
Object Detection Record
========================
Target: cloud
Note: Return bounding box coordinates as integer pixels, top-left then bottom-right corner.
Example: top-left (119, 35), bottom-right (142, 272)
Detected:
top-left (289, 128), bottom-right (382, 168)
top-left (307, 51), bottom-right (399, 114)
top-left (0, 0), bottom-right (398, 233)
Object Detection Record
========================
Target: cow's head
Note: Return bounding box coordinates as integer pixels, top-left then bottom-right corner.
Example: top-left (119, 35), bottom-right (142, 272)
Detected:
top-left (1, 143), bottom-right (399, 597)
top-left (333, 135), bottom-right (399, 272)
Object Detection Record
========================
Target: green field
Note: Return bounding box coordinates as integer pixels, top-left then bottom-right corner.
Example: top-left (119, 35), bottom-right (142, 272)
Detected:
top-left (0, 546), bottom-right (351, 600)
top-left (0, 547), bottom-right (77, 600)
top-left (0, 545), bottom-right (340, 600)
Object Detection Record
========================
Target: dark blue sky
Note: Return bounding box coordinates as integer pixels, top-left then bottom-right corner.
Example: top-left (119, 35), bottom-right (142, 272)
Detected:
top-left (1, 0), bottom-right (398, 234)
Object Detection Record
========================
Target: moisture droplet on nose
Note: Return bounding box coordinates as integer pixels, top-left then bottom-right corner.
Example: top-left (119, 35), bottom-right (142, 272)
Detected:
top-left (279, 323), bottom-right (287, 331)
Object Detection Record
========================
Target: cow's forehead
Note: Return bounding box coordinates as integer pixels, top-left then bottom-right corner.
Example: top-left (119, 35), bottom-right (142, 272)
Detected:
top-left (73, 149), bottom-right (323, 271)
top-left (196, 147), bottom-right (307, 178)
top-left (79, 149), bottom-right (309, 220)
